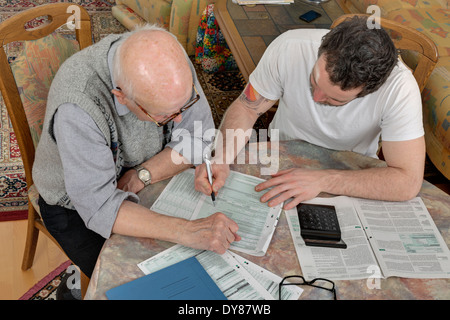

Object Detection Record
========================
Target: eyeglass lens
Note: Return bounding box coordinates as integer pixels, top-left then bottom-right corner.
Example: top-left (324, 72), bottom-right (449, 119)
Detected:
top-left (279, 276), bottom-right (336, 300)
top-left (157, 86), bottom-right (200, 126)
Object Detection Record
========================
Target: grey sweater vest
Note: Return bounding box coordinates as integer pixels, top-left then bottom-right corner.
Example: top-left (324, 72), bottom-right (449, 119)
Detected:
top-left (33, 34), bottom-right (164, 208)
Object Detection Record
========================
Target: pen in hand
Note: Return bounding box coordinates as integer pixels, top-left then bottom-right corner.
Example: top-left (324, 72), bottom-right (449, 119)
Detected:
top-left (204, 153), bottom-right (216, 207)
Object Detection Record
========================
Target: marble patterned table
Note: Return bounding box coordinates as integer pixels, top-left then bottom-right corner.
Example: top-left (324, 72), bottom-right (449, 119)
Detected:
top-left (85, 140), bottom-right (450, 300)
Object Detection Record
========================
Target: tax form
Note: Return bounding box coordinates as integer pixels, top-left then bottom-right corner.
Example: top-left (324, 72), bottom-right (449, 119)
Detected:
top-left (286, 196), bottom-right (450, 281)
top-left (150, 169), bottom-right (282, 256)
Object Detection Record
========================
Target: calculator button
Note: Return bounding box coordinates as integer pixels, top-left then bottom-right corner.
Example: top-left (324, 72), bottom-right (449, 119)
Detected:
top-left (297, 204), bottom-right (341, 241)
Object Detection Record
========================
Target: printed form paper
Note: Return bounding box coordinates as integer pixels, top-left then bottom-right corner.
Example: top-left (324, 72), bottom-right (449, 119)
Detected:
top-left (286, 196), bottom-right (378, 280)
top-left (138, 244), bottom-right (303, 300)
top-left (354, 197), bottom-right (450, 279)
top-left (286, 196), bottom-right (450, 280)
top-left (150, 169), bottom-right (282, 256)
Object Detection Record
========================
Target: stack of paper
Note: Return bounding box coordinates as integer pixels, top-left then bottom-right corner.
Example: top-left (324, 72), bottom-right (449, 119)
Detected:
top-left (108, 169), bottom-right (299, 300)
top-left (106, 245), bottom-right (303, 300)
top-left (137, 245), bottom-right (303, 300)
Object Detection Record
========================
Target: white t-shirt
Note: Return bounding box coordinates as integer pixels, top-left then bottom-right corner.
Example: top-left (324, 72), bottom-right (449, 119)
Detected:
top-left (249, 29), bottom-right (424, 158)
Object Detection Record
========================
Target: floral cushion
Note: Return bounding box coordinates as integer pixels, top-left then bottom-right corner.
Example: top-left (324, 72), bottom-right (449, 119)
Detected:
top-left (169, 0), bottom-right (195, 53)
top-left (350, 0), bottom-right (448, 15)
top-left (170, 0), bottom-right (215, 55)
top-left (195, 4), bottom-right (237, 73)
top-left (386, 8), bottom-right (450, 57)
top-left (10, 32), bottom-right (80, 147)
top-left (116, 0), bottom-right (172, 29)
top-left (113, 0), bottom-right (214, 56)
top-left (111, 4), bottom-right (147, 30)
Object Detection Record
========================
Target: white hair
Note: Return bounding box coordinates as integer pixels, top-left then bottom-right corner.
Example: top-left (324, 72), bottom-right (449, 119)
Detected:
top-left (112, 24), bottom-right (181, 100)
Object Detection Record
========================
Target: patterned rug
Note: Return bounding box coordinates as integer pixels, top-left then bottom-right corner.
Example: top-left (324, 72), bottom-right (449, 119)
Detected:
top-left (0, 105), bottom-right (27, 221)
top-left (19, 260), bottom-right (72, 300)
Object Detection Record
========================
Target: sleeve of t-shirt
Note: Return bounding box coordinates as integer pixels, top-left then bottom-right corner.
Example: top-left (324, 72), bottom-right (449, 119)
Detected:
top-left (248, 34), bottom-right (285, 101)
top-left (249, 29), bottom-right (328, 102)
top-left (53, 103), bottom-right (139, 239)
top-left (379, 67), bottom-right (425, 142)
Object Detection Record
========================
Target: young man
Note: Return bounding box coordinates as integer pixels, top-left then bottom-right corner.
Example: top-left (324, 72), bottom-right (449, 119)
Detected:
top-left (33, 25), bottom-right (240, 278)
top-left (195, 16), bottom-right (425, 210)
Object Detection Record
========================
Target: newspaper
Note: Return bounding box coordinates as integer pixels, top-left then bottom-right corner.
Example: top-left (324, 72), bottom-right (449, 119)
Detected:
top-left (286, 196), bottom-right (450, 280)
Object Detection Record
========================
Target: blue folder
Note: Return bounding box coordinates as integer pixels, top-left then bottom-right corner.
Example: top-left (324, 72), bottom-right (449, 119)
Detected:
top-left (105, 256), bottom-right (227, 300)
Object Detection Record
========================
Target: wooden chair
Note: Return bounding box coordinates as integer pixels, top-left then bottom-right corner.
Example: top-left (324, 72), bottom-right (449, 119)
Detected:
top-left (0, 3), bottom-right (92, 297)
top-left (331, 14), bottom-right (439, 93)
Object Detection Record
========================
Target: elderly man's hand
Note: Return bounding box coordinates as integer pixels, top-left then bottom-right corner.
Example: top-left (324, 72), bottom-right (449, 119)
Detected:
top-left (117, 168), bottom-right (145, 194)
top-left (180, 212), bottom-right (241, 254)
top-left (194, 163), bottom-right (230, 196)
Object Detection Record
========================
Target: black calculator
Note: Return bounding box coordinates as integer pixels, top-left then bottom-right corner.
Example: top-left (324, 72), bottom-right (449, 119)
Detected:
top-left (297, 203), bottom-right (347, 249)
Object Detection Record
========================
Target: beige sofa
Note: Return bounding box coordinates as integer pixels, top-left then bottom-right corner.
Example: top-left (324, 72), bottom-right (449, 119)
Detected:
top-left (111, 0), bottom-right (214, 56)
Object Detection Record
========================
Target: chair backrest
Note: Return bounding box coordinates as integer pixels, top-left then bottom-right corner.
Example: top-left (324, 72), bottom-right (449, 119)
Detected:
top-left (0, 3), bottom-right (92, 188)
top-left (331, 14), bottom-right (439, 93)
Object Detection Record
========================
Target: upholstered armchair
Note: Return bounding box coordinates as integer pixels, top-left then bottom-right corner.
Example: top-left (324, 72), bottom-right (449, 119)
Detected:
top-left (112, 0), bottom-right (214, 55)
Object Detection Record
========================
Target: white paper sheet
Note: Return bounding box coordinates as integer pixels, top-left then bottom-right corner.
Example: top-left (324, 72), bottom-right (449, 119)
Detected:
top-left (286, 196), bottom-right (450, 280)
top-left (150, 169), bottom-right (282, 256)
top-left (138, 244), bottom-right (302, 300)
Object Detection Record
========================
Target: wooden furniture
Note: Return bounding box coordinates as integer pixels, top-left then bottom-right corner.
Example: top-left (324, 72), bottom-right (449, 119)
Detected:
top-left (0, 3), bottom-right (92, 297)
top-left (85, 140), bottom-right (450, 300)
top-left (331, 14), bottom-right (439, 93)
top-left (214, 0), bottom-right (345, 82)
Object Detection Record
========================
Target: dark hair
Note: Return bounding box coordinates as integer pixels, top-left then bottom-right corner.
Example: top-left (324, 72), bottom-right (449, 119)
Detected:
top-left (318, 16), bottom-right (397, 97)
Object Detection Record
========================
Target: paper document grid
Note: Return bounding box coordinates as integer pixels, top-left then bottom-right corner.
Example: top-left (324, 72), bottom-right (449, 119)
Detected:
top-left (150, 169), bottom-right (282, 256)
top-left (138, 244), bottom-right (303, 300)
top-left (286, 196), bottom-right (450, 281)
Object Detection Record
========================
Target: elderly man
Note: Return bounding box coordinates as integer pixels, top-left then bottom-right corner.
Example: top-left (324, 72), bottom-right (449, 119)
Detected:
top-left (33, 25), bottom-right (240, 279)
top-left (195, 16), bottom-right (425, 210)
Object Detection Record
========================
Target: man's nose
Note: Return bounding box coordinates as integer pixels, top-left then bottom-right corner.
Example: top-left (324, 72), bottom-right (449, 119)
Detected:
top-left (312, 87), bottom-right (327, 103)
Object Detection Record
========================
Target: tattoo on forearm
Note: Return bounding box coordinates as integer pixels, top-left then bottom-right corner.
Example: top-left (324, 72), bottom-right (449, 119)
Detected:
top-left (239, 84), bottom-right (269, 112)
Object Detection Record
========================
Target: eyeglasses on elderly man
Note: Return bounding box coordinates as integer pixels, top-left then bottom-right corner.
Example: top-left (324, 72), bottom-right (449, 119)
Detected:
top-left (115, 84), bottom-right (200, 127)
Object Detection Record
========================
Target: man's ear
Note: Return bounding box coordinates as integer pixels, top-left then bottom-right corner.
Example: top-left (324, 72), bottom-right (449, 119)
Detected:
top-left (111, 87), bottom-right (128, 105)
